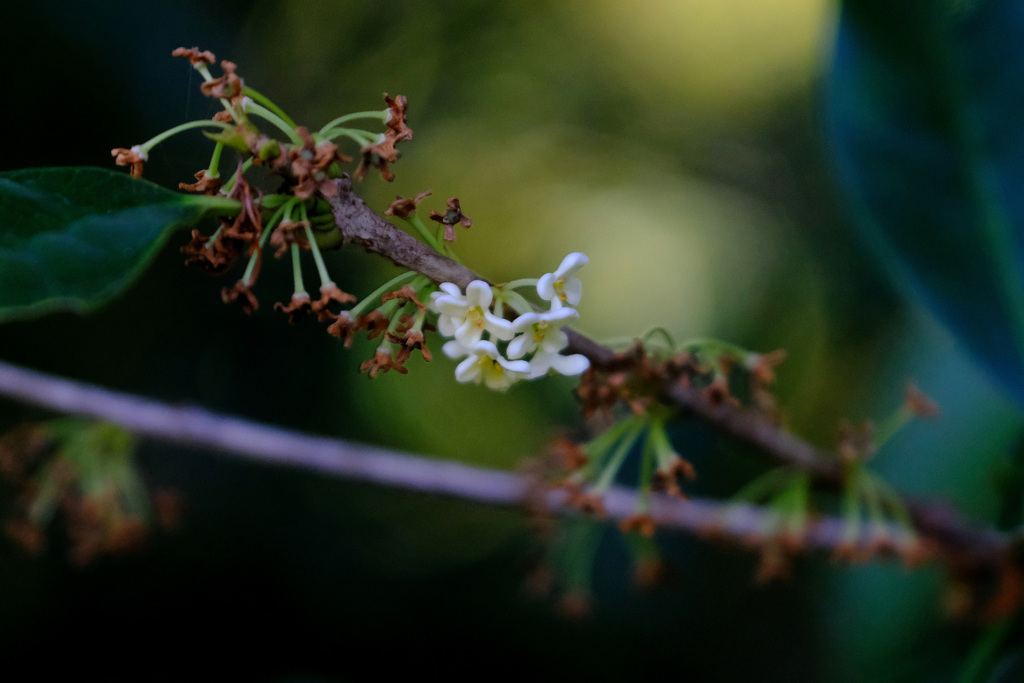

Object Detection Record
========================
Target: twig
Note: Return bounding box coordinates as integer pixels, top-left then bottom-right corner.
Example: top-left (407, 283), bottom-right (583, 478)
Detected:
top-left (0, 358), bottom-right (918, 552)
top-left (325, 176), bottom-right (1016, 569)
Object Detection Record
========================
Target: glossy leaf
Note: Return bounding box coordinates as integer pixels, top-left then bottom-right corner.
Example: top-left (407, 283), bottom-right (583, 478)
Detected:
top-left (827, 0), bottom-right (1024, 402)
top-left (0, 167), bottom-right (237, 323)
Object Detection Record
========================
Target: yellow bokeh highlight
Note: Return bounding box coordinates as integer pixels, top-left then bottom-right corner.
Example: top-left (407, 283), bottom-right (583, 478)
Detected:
top-left (567, 0), bottom-right (833, 115)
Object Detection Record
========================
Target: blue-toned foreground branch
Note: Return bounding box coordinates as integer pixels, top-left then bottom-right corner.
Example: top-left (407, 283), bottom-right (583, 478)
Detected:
top-left (0, 358), bottom-right (1008, 563)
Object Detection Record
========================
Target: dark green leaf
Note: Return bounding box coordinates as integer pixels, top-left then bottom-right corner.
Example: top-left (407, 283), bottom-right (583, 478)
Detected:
top-left (0, 167), bottom-right (238, 323)
top-left (827, 0), bottom-right (1024, 402)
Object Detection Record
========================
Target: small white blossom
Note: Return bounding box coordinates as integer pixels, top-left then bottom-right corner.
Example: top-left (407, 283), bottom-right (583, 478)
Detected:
top-left (444, 340), bottom-right (531, 391)
top-left (130, 144), bottom-right (148, 161)
top-left (537, 252), bottom-right (588, 309)
top-left (430, 280), bottom-right (514, 348)
top-left (527, 350), bottom-right (590, 379)
top-left (507, 307), bottom-right (578, 359)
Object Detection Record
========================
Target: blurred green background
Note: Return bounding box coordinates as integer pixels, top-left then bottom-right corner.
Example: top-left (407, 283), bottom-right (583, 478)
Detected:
top-left (1, 1), bottom-right (1021, 680)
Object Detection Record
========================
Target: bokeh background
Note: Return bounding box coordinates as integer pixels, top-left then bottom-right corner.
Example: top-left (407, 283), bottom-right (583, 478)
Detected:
top-left (2, 1), bottom-right (1021, 680)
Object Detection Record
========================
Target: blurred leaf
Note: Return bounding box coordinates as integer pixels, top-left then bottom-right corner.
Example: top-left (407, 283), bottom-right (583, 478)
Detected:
top-left (827, 0), bottom-right (1024, 403)
top-left (0, 167), bottom-right (236, 323)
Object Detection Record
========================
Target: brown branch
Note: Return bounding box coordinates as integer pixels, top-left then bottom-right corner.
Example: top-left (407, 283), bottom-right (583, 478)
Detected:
top-left (329, 177), bottom-right (840, 480)
top-left (325, 176), bottom-right (1019, 575)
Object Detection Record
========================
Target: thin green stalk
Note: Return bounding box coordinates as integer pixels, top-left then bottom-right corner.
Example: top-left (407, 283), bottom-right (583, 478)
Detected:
top-left (642, 327), bottom-right (676, 350)
top-left (244, 86), bottom-right (297, 129)
top-left (636, 428), bottom-right (658, 511)
top-left (245, 102), bottom-right (302, 144)
top-left (320, 127), bottom-right (379, 146)
top-left (593, 420), bottom-right (644, 493)
top-left (290, 243), bottom-right (306, 296)
top-left (403, 214), bottom-right (443, 252)
top-left (140, 119), bottom-right (235, 152)
top-left (207, 142), bottom-right (225, 178)
top-left (873, 406), bottom-right (912, 452)
top-left (348, 271), bottom-right (419, 318)
top-left (319, 110), bottom-right (387, 136)
top-left (505, 278), bottom-right (539, 290)
top-left (499, 289), bottom-right (535, 316)
top-left (300, 204), bottom-right (332, 286)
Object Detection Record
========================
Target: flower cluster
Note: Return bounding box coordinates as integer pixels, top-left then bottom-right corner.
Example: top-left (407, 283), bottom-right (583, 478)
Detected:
top-left (430, 253), bottom-right (591, 391)
top-left (113, 48), bottom-right (417, 328)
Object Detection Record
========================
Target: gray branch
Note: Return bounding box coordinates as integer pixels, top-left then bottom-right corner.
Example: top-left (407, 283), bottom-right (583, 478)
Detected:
top-left (0, 358), bottom-right (890, 551)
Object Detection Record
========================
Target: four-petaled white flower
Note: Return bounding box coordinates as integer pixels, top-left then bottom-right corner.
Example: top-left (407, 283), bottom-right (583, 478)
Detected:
top-left (537, 252), bottom-right (588, 309)
top-left (507, 306), bottom-right (578, 359)
top-left (430, 280), bottom-right (514, 348)
top-left (443, 340), bottom-right (531, 391)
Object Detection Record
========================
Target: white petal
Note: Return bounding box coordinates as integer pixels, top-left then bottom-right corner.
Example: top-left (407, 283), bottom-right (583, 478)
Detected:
top-left (561, 278), bottom-right (583, 306)
top-left (454, 356), bottom-right (482, 383)
top-left (455, 319), bottom-right (483, 348)
top-left (555, 252), bottom-right (588, 278)
top-left (540, 328), bottom-right (569, 353)
top-left (507, 334), bottom-right (533, 359)
top-left (544, 306), bottom-right (579, 324)
top-left (550, 353), bottom-right (590, 376)
top-left (511, 311), bottom-right (542, 334)
top-left (443, 340), bottom-right (470, 359)
top-left (465, 280), bottom-right (493, 308)
top-left (438, 314), bottom-right (457, 338)
top-left (536, 273), bottom-right (556, 301)
top-left (498, 357), bottom-right (532, 374)
top-left (484, 313), bottom-right (514, 341)
top-left (435, 297), bottom-right (469, 318)
top-left (472, 339), bottom-right (501, 358)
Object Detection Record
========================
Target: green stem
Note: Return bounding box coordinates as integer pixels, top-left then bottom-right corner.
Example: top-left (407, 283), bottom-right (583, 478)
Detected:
top-left (290, 243), bottom-right (306, 296)
top-left (220, 158), bottom-right (255, 195)
top-left (139, 119), bottom-right (235, 153)
top-left (319, 110), bottom-right (388, 135)
top-left (179, 194), bottom-right (244, 214)
top-left (245, 102), bottom-right (302, 144)
top-left (499, 289), bottom-right (535, 317)
top-left (207, 142), bottom-right (225, 178)
top-left (244, 86), bottom-right (297, 129)
top-left (584, 415), bottom-right (643, 474)
top-left (349, 271), bottom-right (419, 318)
top-left (873, 406), bottom-right (912, 452)
top-left (320, 128), bottom-right (380, 147)
top-left (636, 427), bottom-right (658, 511)
top-left (404, 214), bottom-right (443, 252)
top-left (594, 420), bottom-right (644, 493)
top-left (301, 203), bottom-right (332, 287)
top-left (240, 203), bottom-right (284, 285)
top-left (505, 278), bottom-right (539, 290)
top-left (642, 327), bottom-right (676, 350)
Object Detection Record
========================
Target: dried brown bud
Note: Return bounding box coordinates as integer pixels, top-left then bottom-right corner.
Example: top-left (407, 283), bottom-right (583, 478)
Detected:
top-left (221, 280), bottom-right (259, 314)
top-left (172, 46), bottom-right (216, 66)
top-left (384, 191), bottom-right (432, 220)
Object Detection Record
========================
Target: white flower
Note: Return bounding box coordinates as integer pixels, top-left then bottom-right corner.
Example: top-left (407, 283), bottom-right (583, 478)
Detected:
top-left (507, 307), bottom-right (578, 359)
top-left (443, 340), bottom-right (531, 391)
top-left (527, 350), bottom-right (590, 379)
top-left (537, 252), bottom-right (588, 309)
top-left (430, 280), bottom-right (514, 348)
